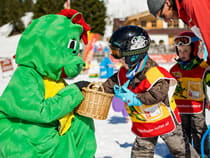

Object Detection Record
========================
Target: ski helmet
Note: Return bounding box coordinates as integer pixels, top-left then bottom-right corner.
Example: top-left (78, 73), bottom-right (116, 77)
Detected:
top-left (109, 25), bottom-right (150, 65)
top-left (174, 31), bottom-right (200, 57)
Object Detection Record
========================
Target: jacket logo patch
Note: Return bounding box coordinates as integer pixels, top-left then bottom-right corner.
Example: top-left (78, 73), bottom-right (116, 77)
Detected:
top-left (172, 71), bottom-right (182, 78)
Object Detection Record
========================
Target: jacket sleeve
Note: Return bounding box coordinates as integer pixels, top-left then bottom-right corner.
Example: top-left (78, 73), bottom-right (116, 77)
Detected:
top-left (0, 67), bottom-right (83, 123)
top-left (191, 0), bottom-right (210, 63)
top-left (136, 79), bottom-right (169, 105)
top-left (102, 73), bottom-right (119, 94)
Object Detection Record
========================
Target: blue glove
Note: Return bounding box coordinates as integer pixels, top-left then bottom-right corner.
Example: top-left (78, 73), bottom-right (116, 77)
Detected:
top-left (114, 80), bottom-right (142, 106)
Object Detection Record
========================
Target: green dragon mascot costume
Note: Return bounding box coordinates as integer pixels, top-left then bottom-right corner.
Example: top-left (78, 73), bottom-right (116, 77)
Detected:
top-left (0, 9), bottom-right (96, 158)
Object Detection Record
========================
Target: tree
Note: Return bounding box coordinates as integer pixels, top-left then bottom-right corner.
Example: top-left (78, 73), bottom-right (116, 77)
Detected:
top-left (0, 0), bottom-right (25, 35)
top-left (71, 0), bottom-right (106, 35)
top-left (9, 0), bottom-right (25, 35)
top-left (0, 0), bottom-right (10, 26)
top-left (33, 0), bottom-right (66, 19)
top-left (23, 0), bottom-right (34, 12)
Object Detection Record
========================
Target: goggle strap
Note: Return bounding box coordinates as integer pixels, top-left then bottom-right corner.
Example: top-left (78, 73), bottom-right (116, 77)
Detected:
top-left (112, 41), bottom-right (121, 47)
top-left (121, 46), bottom-right (149, 57)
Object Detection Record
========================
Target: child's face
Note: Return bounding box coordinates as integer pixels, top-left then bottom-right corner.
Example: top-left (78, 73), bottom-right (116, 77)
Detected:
top-left (177, 45), bottom-right (192, 62)
top-left (120, 57), bottom-right (139, 69)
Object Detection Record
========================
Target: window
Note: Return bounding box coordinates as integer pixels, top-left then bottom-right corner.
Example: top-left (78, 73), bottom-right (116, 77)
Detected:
top-left (140, 20), bottom-right (147, 27)
top-left (167, 20), bottom-right (179, 28)
top-left (168, 21), bottom-right (173, 28)
top-left (173, 20), bottom-right (179, 28)
top-left (151, 20), bottom-right (157, 27)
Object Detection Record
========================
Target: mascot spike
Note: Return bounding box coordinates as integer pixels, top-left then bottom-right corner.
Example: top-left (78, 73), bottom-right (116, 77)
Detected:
top-left (57, 9), bottom-right (91, 44)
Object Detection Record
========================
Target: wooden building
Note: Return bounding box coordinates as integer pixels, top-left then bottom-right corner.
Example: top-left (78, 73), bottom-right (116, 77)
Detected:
top-left (113, 11), bottom-right (190, 48)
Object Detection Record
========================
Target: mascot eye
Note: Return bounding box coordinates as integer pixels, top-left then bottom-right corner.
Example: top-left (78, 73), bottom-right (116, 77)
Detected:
top-left (68, 40), bottom-right (77, 49)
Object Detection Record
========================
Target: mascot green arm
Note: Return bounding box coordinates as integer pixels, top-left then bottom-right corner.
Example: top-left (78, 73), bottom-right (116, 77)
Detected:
top-left (0, 66), bottom-right (83, 123)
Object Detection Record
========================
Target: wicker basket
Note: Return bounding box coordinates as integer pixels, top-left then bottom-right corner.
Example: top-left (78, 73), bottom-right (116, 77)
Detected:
top-left (75, 82), bottom-right (114, 120)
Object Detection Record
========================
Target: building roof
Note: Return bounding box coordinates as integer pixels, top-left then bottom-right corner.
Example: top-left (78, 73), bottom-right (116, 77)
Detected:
top-left (125, 11), bottom-right (156, 24)
top-left (146, 28), bottom-right (190, 35)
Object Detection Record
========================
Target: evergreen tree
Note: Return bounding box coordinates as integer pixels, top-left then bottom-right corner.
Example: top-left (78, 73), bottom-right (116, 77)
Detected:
top-left (0, 0), bottom-right (25, 35)
top-left (32, 0), bottom-right (66, 19)
top-left (71, 0), bottom-right (106, 35)
top-left (9, 0), bottom-right (25, 35)
top-left (23, 0), bottom-right (34, 12)
top-left (0, 0), bottom-right (12, 26)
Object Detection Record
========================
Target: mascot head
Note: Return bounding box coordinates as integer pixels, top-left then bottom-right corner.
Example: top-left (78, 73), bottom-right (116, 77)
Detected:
top-left (15, 9), bottom-right (90, 81)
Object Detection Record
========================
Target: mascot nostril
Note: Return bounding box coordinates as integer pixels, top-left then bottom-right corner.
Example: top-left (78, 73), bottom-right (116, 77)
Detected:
top-left (63, 55), bottom-right (85, 78)
top-left (0, 9), bottom-right (97, 158)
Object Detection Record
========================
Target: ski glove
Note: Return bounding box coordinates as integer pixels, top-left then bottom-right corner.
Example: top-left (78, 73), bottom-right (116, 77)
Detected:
top-left (114, 80), bottom-right (142, 106)
top-left (74, 81), bottom-right (90, 90)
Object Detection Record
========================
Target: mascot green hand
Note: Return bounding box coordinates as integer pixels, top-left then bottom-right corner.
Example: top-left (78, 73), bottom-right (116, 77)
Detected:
top-left (0, 9), bottom-right (96, 158)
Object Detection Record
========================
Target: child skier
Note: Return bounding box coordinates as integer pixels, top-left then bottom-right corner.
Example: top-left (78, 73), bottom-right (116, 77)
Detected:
top-left (102, 25), bottom-right (199, 158)
top-left (170, 31), bottom-right (210, 156)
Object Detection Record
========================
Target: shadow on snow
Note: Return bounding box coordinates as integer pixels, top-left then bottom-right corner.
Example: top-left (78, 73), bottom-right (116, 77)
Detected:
top-left (108, 116), bottom-right (127, 124)
top-left (115, 140), bottom-right (133, 148)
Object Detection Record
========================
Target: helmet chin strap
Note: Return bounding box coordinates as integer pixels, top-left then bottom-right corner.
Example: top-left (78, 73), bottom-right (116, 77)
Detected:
top-left (126, 54), bottom-right (148, 80)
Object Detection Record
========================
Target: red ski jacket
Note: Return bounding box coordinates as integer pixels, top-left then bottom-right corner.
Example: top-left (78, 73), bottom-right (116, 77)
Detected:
top-left (175, 0), bottom-right (210, 64)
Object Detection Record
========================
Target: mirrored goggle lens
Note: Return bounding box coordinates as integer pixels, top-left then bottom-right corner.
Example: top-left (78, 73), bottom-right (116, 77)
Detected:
top-left (174, 36), bottom-right (191, 46)
top-left (110, 47), bottom-right (121, 59)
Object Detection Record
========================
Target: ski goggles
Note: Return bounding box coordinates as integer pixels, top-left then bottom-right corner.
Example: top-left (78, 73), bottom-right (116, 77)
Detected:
top-left (110, 46), bottom-right (122, 59)
top-left (174, 36), bottom-right (200, 46)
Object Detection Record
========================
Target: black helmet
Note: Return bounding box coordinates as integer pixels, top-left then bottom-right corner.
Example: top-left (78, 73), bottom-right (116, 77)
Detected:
top-left (109, 25), bottom-right (150, 65)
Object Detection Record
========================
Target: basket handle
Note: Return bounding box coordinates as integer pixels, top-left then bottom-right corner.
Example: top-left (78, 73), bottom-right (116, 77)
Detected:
top-left (87, 82), bottom-right (104, 92)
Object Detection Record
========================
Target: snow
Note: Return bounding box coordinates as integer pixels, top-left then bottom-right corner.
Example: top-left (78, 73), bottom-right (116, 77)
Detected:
top-left (21, 12), bottom-right (33, 28)
top-left (0, 35), bottom-right (20, 57)
top-left (0, 23), bottom-right (13, 37)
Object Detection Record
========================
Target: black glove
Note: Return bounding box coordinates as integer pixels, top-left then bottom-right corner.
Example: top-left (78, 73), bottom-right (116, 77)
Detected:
top-left (74, 81), bottom-right (90, 90)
